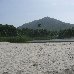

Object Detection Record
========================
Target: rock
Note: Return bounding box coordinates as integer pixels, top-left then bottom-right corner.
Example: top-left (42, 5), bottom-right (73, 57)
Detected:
top-left (2, 72), bottom-right (9, 74)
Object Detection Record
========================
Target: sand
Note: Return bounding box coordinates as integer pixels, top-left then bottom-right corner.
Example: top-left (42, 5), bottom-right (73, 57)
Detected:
top-left (0, 42), bottom-right (74, 74)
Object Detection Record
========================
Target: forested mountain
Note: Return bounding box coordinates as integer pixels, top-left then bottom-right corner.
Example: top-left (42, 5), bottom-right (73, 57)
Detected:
top-left (18, 17), bottom-right (73, 31)
top-left (0, 20), bottom-right (74, 43)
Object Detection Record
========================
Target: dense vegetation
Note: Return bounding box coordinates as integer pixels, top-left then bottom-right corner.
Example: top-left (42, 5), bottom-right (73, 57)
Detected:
top-left (0, 24), bottom-right (74, 43)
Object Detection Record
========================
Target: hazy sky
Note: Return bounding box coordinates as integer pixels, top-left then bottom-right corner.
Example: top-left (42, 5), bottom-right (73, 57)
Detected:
top-left (0, 0), bottom-right (74, 27)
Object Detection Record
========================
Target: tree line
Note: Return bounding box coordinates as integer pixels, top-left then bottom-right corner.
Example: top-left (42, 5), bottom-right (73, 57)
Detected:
top-left (0, 24), bottom-right (74, 42)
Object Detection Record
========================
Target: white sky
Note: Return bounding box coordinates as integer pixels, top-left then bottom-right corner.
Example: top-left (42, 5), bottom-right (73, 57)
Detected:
top-left (0, 0), bottom-right (74, 27)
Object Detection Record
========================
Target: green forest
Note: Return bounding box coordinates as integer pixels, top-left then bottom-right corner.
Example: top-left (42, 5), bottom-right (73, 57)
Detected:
top-left (0, 24), bottom-right (74, 43)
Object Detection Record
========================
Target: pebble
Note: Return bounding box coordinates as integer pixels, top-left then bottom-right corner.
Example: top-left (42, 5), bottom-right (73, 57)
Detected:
top-left (0, 42), bottom-right (74, 74)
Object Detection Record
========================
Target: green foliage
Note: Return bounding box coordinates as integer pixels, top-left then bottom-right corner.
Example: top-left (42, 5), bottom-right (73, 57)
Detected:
top-left (0, 24), bottom-right (17, 37)
top-left (17, 28), bottom-right (48, 37)
top-left (33, 36), bottom-right (50, 40)
top-left (1, 24), bottom-right (74, 43)
top-left (58, 28), bottom-right (74, 39)
top-left (0, 36), bottom-right (32, 43)
top-left (38, 24), bottom-right (41, 27)
top-left (0, 24), bottom-right (32, 43)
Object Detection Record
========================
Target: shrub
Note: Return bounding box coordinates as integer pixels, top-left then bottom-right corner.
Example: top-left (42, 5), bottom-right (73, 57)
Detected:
top-left (0, 36), bottom-right (32, 43)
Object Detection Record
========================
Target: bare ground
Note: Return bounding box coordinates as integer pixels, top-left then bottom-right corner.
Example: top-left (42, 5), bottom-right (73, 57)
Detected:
top-left (0, 42), bottom-right (74, 74)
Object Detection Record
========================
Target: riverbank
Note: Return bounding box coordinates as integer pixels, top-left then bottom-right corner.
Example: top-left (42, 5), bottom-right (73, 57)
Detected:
top-left (0, 42), bottom-right (74, 74)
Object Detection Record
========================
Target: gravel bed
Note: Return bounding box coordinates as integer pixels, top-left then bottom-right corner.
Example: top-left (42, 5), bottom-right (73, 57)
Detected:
top-left (0, 42), bottom-right (74, 74)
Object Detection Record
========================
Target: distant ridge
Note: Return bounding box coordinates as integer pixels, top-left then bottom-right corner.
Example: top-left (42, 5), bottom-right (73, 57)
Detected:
top-left (18, 17), bottom-right (73, 31)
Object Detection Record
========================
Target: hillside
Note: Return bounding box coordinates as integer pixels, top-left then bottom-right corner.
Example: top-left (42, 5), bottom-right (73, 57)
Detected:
top-left (18, 17), bottom-right (73, 31)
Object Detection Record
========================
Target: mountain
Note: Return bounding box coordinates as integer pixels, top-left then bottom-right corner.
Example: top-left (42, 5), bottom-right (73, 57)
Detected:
top-left (18, 17), bottom-right (73, 31)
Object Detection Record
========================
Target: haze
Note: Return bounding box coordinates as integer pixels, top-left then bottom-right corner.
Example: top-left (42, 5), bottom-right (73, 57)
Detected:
top-left (0, 0), bottom-right (74, 27)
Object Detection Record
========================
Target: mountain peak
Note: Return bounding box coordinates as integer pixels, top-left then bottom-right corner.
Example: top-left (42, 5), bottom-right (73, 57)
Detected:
top-left (18, 17), bottom-right (72, 31)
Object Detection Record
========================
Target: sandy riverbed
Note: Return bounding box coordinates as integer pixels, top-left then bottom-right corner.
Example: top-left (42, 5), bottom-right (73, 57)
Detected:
top-left (0, 42), bottom-right (74, 74)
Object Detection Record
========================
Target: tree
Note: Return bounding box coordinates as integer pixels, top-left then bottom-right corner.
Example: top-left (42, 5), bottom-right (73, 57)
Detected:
top-left (0, 24), bottom-right (17, 37)
top-left (38, 24), bottom-right (41, 27)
